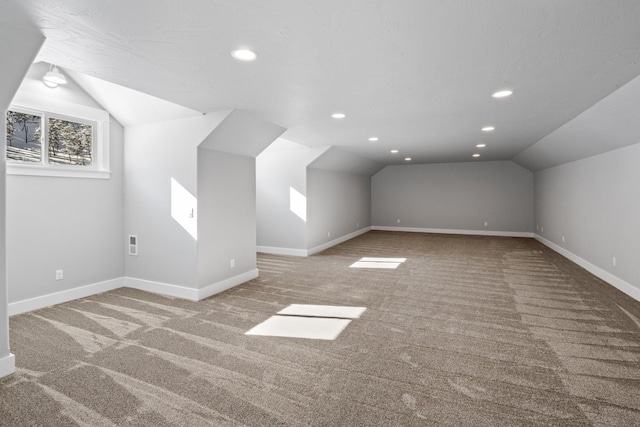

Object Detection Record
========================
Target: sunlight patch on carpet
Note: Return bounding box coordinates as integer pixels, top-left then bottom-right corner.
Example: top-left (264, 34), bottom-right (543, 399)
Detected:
top-left (278, 304), bottom-right (366, 319)
top-left (245, 315), bottom-right (351, 340)
top-left (350, 257), bottom-right (407, 269)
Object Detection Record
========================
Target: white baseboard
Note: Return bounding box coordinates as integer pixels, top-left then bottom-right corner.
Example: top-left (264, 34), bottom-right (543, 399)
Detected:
top-left (124, 277), bottom-right (199, 301)
top-left (8, 278), bottom-right (124, 316)
top-left (256, 246), bottom-right (307, 257)
top-left (307, 227), bottom-right (372, 256)
top-left (372, 226), bottom-right (534, 238)
top-left (535, 235), bottom-right (640, 302)
top-left (7, 270), bottom-right (261, 317)
top-left (0, 353), bottom-right (15, 378)
top-left (198, 269), bottom-right (259, 300)
top-left (258, 227), bottom-right (372, 257)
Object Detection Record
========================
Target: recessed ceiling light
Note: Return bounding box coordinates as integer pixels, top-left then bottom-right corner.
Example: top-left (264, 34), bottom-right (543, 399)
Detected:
top-left (231, 49), bottom-right (257, 61)
top-left (473, 153), bottom-right (481, 158)
top-left (481, 126), bottom-right (495, 132)
top-left (331, 113), bottom-right (346, 119)
top-left (368, 137), bottom-right (379, 142)
top-left (405, 157), bottom-right (412, 161)
top-left (390, 150), bottom-right (399, 154)
top-left (476, 144), bottom-right (486, 148)
top-left (492, 90), bottom-right (513, 98)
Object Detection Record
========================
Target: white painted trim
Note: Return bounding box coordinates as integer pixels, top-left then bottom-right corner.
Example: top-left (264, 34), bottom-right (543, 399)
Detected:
top-left (198, 269), bottom-right (259, 300)
top-left (124, 277), bottom-right (199, 301)
top-left (307, 227), bottom-right (372, 256)
top-left (0, 353), bottom-right (15, 378)
top-left (372, 226), bottom-right (534, 238)
top-left (256, 246), bottom-right (308, 257)
top-left (9, 94), bottom-right (111, 178)
top-left (8, 278), bottom-right (123, 316)
top-left (7, 163), bottom-right (111, 179)
top-left (535, 235), bottom-right (640, 302)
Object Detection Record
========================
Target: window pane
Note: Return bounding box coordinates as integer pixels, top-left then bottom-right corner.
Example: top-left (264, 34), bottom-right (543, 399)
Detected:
top-left (48, 117), bottom-right (93, 166)
top-left (6, 110), bottom-right (42, 163)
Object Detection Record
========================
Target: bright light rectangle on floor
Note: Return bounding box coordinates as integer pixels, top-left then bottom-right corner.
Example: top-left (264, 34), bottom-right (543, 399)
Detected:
top-left (359, 257), bottom-right (407, 263)
top-left (277, 304), bottom-right (366, 319)
top-left (349, 261), bottom-right (401, 269)
top-left (245, 315), bottom-right (351, 340)
top-left (349, 256), bottom-right (407, 269)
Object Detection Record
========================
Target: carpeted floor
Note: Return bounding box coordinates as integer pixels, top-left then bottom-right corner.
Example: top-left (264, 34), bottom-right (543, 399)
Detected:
top-left (1, 231), bottom-right (639, 426)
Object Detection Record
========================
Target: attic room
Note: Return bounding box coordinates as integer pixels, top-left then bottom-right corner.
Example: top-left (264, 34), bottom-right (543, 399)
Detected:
top-left (1, 1), bottom-right (639, 425)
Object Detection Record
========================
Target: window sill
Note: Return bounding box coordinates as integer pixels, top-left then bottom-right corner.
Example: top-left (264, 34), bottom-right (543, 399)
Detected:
top-left (7, 163), bottom-right (111, 179)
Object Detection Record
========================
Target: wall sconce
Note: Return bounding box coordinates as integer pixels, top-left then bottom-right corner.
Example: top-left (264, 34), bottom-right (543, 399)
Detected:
top-left (42, 64), bottom-right (67, 88)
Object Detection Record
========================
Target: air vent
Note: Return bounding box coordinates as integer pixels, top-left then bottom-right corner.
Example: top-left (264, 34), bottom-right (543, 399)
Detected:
top-left (129, 235), bottom-right (138, 256)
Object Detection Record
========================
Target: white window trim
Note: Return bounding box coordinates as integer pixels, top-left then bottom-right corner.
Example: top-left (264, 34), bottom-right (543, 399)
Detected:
top-left (7, 91), bottom-right (110, 179)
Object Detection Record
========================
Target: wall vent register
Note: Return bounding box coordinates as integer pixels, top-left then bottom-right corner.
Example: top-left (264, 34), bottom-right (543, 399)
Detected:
top-left (129, 235), bottom-right (138, 256)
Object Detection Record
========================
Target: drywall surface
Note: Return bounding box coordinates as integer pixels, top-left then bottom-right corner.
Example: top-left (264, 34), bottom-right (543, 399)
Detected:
top-left (515, 74), bottom-right (640, 172)
top-left (256, 146), bottom-right (326, 251)
top-left (372, 161), bottom-right (534, 233)
top-left (124, 113), bottom-right (227, 287)
top-left (306, 168), bottom-right (371, 249)
top-left (197, 149), bottom-right (256, 286)
top-left (7, 120), bottom-right (125, 303)
top-left (15, 62), bottom-right (105, 110)
top-left (0, 17), bottom-right (44, 377)
top-left (535, 143), bottom-right (640, 291)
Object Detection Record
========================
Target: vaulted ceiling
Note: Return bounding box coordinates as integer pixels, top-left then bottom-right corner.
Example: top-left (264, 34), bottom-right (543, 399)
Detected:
top-left (4, 0), bottom-right (640, 169)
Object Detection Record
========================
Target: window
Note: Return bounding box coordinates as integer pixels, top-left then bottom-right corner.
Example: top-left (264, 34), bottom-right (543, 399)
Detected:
top-left (6, 94), bottom-right (110, 179)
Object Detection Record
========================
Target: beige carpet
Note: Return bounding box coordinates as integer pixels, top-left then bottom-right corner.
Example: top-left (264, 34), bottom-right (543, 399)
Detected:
top-left (1, 231), bottom-right (639, 426)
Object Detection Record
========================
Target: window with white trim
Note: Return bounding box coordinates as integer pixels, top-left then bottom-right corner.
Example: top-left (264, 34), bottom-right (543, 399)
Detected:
top-left (6, 95), bottom-right (110, 179)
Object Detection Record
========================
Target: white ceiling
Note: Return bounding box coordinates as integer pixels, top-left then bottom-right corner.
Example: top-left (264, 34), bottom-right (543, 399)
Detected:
top-left (5, 0), bottom-right (640, 167)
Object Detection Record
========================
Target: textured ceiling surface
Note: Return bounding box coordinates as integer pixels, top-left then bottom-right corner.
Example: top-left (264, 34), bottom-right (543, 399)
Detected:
top-left (5, 0), bottom-right (640, 166)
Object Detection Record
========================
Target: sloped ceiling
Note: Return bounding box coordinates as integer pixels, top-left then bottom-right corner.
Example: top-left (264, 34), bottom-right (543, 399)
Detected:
top-left (513, 74), bottom-right (640, 171)
top-left (199, 110), bottom-right (286, 157)
top-left (4, 1), bottom-right (640, 168)
top-left (308, 147), bottom-right (384, 176)
top-left (66, 68), bottom-right (202, 127)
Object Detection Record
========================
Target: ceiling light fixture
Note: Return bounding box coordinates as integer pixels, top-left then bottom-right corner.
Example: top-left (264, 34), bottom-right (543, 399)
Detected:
top-left (481, 126), bottom-right (495, 132)
top-left (491, 90), bottom-right (513, 98)
top-left (368, 137), bottom-right (379, 142)
top-left (42, 64), bottom-right (67, 88)
top-left (390, 149), bottom-right (398, 154)
top-left (231, 49), bottom-right (257, 61)
top-left (476, 143), bottom-right (486, 148)
top-left (331, 113), bottom-right (346, 119)
top-left (405, 157), bottom-right (412, 161)
top-left (473, 153), bottom-right (481, 158)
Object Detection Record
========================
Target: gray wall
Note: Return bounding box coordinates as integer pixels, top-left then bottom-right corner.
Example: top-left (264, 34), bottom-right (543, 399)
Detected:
top-left (7, 63), bottom-right (125, 304)
top-left (7, 120), bottom-right (124, 303)
top-left (256, 147), bottom-right (320, 250)
top-left (197, 148), bottom-right (257, 286)
top-left (125, 116), bottom-right (206, 287)
top-left (372, 161), bottom-right (534, 233)
top-left (307, 168), bottom-right (371, 249)
top-left (124, 112), bottom-right (228, 287)
top-left (0, 16), bottom-right (44, 377)
top-left (535, 142), bottom-right (640, 290)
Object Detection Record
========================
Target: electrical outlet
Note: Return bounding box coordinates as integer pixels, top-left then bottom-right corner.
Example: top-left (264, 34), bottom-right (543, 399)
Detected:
top-left (484, 222), bottom-right (488, 227)
top-left (541, 227), bottom-right (544, 233)
top-left (328, 232), bottom-right (331, 237)
top-left (612, 257), bottom-right (617, 267)
top-left (55, 270), bottom-right (63, 280)
top-left (397, 219), bottom-right (400, 224)
top-left (230, 259), bottom-right (235, 268)
top-left (562, 236), bottom-right (565, 243)
top-left (356, 222), bottom-right (359, 227)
